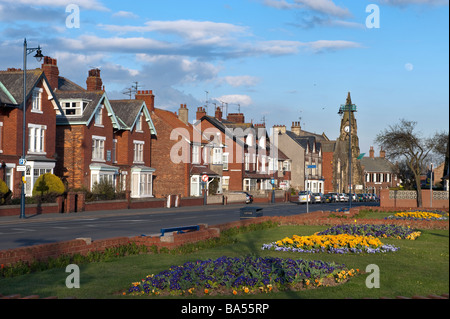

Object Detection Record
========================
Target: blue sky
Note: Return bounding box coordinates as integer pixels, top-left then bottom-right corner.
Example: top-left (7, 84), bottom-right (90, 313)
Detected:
top-left (0, 0), bottom-right (448, 155)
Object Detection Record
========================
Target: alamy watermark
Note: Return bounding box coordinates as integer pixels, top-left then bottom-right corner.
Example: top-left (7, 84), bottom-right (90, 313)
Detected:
top-left (65, 264), bottom-right (80, 289)
top-left (365, 264), bottom-right (380, 289)
top-left (66, 4), bottom-right (80, 29)
top-left (366, 4), bottom-right (380, 29)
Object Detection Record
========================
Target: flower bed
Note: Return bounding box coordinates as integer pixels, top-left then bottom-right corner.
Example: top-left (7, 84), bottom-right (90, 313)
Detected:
top-left (262, 233), bottom-right (400, 254)
top-left (385, 211), bottom-right (449, 221)
top-left (316, 224), bottom-right (421, 240)
top-left (126, 256), bottom-right (358, 296)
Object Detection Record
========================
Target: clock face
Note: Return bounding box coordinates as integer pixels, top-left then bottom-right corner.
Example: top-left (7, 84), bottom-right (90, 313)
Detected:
top-left (344, 125), bottom-right (350, 133)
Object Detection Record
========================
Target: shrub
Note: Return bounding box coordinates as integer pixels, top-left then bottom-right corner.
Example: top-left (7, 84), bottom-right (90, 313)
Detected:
top-left (0, 179), bottom-right (11, 205)
top-left (32, 173), bottom-right (65, 197)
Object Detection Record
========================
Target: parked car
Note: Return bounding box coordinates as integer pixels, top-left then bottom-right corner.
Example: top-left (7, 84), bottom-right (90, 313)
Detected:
top-left (298, 191), bottom-right (312, 204)
top-left (356, 193), bottom-right (365, 202)
top-left (323, 194), bottom-right (333, 203)
top-left (327, 193), bottom-right (339, 202)
top-left (243, 192), bottom-right (253, 204)
top-left (338, 193), bottom-right (349, 202)
top-left (312, 193), bottom-right (325, 203)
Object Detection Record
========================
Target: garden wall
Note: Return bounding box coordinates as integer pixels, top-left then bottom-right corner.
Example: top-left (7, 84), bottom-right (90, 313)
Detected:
top-left (380, 189), bottom-right (449, 209)
top-left (2, 206), bottom-right (447, 268)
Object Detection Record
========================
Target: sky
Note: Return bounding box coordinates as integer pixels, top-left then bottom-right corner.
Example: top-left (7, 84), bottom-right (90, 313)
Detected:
top-left (0, 0), bottom-right (448, 155)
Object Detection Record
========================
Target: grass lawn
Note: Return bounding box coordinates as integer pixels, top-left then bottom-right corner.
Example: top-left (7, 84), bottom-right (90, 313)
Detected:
top-left (0, 224), bottom-right (448, 299)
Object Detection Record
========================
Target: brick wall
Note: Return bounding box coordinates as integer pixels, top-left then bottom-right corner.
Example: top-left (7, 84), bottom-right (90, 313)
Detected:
top-left (380, 188), bottom-right (449, 209)
top-left (150, 115), bottom-right (190, 198)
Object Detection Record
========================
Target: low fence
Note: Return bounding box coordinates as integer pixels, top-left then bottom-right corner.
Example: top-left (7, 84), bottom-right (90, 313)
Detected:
top-left (380, 189), bottom-right (449, 209)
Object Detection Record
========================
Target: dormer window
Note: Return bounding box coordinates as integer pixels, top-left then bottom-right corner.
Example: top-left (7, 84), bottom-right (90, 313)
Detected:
top-left (135, 112), bottom-right (143, 132)
top-left (61, 100), bottom-right (88, 116)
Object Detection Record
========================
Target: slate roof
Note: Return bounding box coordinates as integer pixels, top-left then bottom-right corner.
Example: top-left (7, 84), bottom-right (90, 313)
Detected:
top-left (360, 157), bottom-right (395, 173)
top-left (110, 99), bottom-right (145, 128)
top-left (285, 131), bottom-right (322, 153)
top-left (0, 69), bottom-right (44, 106)
top-left (55, 90), bottom-right (106, 125)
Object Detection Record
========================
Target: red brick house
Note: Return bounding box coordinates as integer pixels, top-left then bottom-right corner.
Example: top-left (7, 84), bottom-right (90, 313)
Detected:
top-left (135, 91), bottom-right (211, 198)
top-left (194, 107), bottom-right (272, 193)
top-left (109, 99), bottom-right (157, 198)
top-left (41, 57), bottom-right (157, 198)
top-left (0, 67), bottom-right (62, 197)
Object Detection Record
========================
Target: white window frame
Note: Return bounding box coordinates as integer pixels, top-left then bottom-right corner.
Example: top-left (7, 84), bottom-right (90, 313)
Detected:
top-left (0, 122), bottom-right (3, 153)
top-left (92, 135), bottom-right (106, 161)
top-left (192, 145), bottom-right (200, 164)
top-left (94, 105), bottom-right (104, 126)
top-left (135, 112), bottom-right (144, 132)
top-left (133, 140), bottom-right (145, 164)
top-left (31, 88), bottom-right (43, 113)
top-left (223, 153), bottom-right (229, 170)
top-left (213, 147), bottom-right (223, 165)
top-left (28, 124), bottom-right (46, 154)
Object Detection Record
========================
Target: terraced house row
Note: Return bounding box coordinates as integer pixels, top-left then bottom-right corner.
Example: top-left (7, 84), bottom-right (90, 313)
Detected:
top-left (1, 56), bottom-right (401, 202)
top-left (0, 56), bottom-right (296, 200)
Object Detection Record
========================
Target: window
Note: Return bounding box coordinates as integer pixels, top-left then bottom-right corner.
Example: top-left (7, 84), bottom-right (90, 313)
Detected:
top-left (31, 88), bottom-right (43, 112)
top-left (223, 153), bottom-right (229, 170)
top-left (28, 124), bottom-right (46, 153)
top-left (0, 122), bottom-right (3, 153)
top-left (222, 176), bottom-right (230, 191)
top-left (245, 154), bottom-right (250, 171)
top-left (213, 147), bottom-right (222, 165)
top-left (133, 141), bottom-right (144, 163)
top-left (94, 105), bottom-right (103, 126)
top-left (192, 145), bottom-right (200, 164)
top-left (112, 139), bottom-right (117, 163)
top-left (135, 112), bottom-right (143, 132)
top-left (131, 168), bottom-right (154, 198)
top-left (92, 136), bottom-right (105, 161)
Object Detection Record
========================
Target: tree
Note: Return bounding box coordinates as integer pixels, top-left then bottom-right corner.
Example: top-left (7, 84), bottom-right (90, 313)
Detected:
top-left (375, 119), bottom-right (438, 207)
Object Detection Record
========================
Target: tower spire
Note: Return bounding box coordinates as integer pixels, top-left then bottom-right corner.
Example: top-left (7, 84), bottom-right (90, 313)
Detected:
top-left (346, 92), bottom-right (352, 106)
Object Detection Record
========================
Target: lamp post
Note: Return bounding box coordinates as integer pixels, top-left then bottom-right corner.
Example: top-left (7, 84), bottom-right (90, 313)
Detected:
top-left (20, 38), bottom-right (43, 219)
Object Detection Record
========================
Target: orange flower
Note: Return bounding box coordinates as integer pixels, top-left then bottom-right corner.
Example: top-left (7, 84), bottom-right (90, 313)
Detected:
top-left (233, 290), bottom-right (237, 295)
top-left (204, 289), bottom-right (209, 294)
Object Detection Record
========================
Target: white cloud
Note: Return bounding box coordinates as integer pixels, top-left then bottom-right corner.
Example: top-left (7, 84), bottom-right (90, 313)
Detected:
top-left (223, 76), bottom-right (260, 87)
top-left (112, 11), bottom-right (139, 19)
top-left (263, 0), bottom-right (351, 17)
top-left (215, 95), bottom-right (253, 106)
top-left (405, 63), bottom-right (414, 71)
top-left (303, 40), bottom-right (363, 53)
top-left (0, 0), bottom-right (109, 11)
top-left (377, 0), bottom-right (448, 5)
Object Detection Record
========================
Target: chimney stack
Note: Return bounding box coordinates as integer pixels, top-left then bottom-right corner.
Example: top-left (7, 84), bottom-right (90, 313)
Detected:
top-left (196, 107), bottom-right (206, 120)
top-left (86, 68), bottom-right (103, 91)
top-left (41, 56), bottom-right (59, 91)
top-left (369, 146), bottom-right (375, 158)
top-left (227, 113), bottom-right (245, 124)
top-left (380, 147), bottom-right (386, 158)
top-left (291, 121), bottom-right (301, 136)
top-left (215, 106), bottom-right (223, 121)
top-left (135, 90), bottom-right (155, 112)
top-left (178, 103), bottom-right (189, 125)
top-left (273, 125), bottom-right (286, 135)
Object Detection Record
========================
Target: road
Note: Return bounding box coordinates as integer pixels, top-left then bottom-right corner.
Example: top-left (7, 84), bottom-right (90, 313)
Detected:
top-left (0, 201), bottom-right (378, 251)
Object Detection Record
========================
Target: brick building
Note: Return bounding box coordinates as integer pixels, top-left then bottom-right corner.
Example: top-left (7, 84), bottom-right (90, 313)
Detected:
top-left (0, 67), bottom-right (63, 197)
top-left (195, 107), bottom-right (272, 193)
top-left (42, 57), bottom-right (157, 198)
top-left (360, 146), bottom-right (398, 195)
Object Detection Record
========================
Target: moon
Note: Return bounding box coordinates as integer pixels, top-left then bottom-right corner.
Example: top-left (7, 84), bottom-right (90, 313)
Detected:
top-left (405, 63), bottom-right (414, 71)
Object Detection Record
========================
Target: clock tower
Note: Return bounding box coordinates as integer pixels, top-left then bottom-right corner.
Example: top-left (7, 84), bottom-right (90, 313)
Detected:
top-left (333, 92), bottom-right (364, 193)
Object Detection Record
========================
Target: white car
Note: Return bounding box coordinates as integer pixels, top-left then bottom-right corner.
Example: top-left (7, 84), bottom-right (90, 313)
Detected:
top-left (338, 193), bottom-right (349, 202)
top-left (298, 191), bottom-right (312, 204)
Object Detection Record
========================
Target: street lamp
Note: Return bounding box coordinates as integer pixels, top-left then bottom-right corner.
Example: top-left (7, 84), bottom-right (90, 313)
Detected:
top-left (20, 38), bottom-right (44, 219)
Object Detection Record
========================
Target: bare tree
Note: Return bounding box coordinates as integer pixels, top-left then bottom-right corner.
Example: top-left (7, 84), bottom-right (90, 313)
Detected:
top-left (375, 119), bottom-right (436, 207)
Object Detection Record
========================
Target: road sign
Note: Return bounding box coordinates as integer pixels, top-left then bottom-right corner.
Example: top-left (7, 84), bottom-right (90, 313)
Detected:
top-left (16, 166), bottom-right (26, 172)
top-left (19, 158), bottom-right (27, 165)
top-left (201, 174), bottom-right (209, 182)
top-left (307, 165), bottom-right (316, 169)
